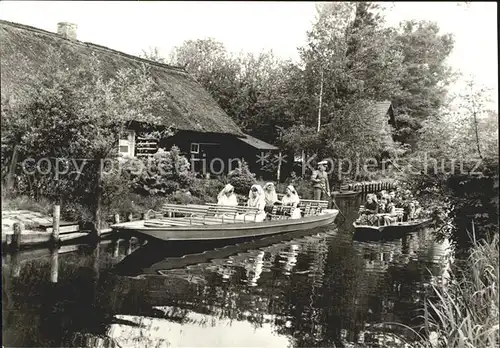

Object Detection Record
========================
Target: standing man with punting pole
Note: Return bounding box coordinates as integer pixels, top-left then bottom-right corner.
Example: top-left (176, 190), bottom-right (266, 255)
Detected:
top-left (311, 160), bottom-right (330, 201)
top-left (312, 160), bottom-right (347, 224)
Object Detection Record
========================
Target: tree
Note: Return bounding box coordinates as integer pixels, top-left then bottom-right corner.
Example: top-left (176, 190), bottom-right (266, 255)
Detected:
top-left (344, 2), bottom-right (404, 102)
top-left (400, 80), bottom-right (498, 251)
top-left (168, 38), bottom-right (241, 118)
top-left (169, 39), bottom-right (298, 144)
top-left (392, 20), bottom-right (455, 145)
top-left (299, 2), bottom-right (403, 114)
top-left (280, 2), bottom-right (398, 172)
top-left (232, 51), bottom-right (297, 142)
top-left (1, 50), bottom-right (168, 229)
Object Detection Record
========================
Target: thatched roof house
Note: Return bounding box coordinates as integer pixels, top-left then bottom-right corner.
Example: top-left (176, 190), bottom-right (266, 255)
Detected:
top-left (0, 20), bottom-right (279, 178)
top-left (0, 19), bottom-right (242, 136)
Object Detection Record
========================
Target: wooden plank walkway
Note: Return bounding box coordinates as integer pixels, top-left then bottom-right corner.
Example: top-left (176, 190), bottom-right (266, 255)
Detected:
top-left (2, 210), bottom-right (79, 232)
top-left (2, 209), bottom-right (85, 248)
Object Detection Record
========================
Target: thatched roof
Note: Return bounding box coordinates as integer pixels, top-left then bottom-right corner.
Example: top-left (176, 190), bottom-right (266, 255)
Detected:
top-left (0, 20), bottom-right (243, 136)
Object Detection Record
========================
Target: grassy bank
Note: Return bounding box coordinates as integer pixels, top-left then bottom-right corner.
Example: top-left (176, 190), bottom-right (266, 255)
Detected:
top-left (413, 233), bottom-right (499, 348)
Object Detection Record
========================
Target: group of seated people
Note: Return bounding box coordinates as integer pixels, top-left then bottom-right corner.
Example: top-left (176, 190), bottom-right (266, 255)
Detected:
top-left (216, 183), bottom-right (302, 220)
top-left (359, 189), bottom-right (423, 226)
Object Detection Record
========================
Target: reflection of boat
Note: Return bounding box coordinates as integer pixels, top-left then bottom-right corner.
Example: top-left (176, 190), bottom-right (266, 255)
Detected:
top-left (111, 203), bottom-right (338, 242)
top-left (353, 219), bottom-right (433, 240)
top-left (113, 228), bottom-right (337, 277)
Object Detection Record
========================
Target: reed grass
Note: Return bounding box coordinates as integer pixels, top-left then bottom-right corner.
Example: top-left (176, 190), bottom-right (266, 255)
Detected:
top-left (414, 230), bottom-right (499, 348)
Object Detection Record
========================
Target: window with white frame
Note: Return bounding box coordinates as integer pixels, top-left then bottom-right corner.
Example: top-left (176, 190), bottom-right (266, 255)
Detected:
top-left (190, 143), bottom-right (200, 154)
top-left (119, 130), bottom-right (135, 158)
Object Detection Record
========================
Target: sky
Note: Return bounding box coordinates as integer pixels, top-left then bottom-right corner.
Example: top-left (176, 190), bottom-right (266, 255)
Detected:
top-left (109, 313), bottom-right (292, 348)
top-left (0, 1), bottom-right (497, 106)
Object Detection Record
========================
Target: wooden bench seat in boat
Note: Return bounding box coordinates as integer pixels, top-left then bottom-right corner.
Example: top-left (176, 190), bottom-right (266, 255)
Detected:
top-left (272, 198), bottom-right (328, 215)
top-left (205, 204), bottom-right (261, 218)
top-left (159, 204), bottom-right (262, 225)
top-left (268, 205), bottom-right (294, 220)
top-left (275, 194), bottom-right (327, 206)
top-left (267, 199), bottom-right (329, 220)
top-left (297, 200), bottom-right (329, 216)
top-left (147, 215), bottom-right (249, 227)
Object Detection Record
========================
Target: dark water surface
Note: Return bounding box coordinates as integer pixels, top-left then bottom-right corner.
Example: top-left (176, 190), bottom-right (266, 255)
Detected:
top-left (2, 197), bottom-right (452, 347)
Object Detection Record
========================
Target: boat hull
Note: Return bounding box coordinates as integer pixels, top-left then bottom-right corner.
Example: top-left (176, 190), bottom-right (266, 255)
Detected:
top-left (353, 219), bottom-right (432, 239)
top-left (111, 210), bottom-right (339, 241)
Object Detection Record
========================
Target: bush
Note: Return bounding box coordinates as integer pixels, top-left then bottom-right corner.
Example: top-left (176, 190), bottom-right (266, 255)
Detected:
top-left (189, 178), bottom-right (226, 203)
top-left (165, 192), bottom-right (204, 205)
top-left (276, 175), bottom-right (314, 199)
top-left (1, 195), bottom-right (94, 224)
top-left (1, 195), bottom-right (53, 216)
top-left (127, 146), bottom-right (195, 196)
top-left (227, 160), bottom-right (257, 195)
top-left (61, 201), bottom-right (94, 223)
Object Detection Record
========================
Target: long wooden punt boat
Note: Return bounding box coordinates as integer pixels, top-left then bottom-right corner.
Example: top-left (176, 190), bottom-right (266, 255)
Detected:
top-left (111, 200), bottom-right (339, 242)
top-left (353, 204), bottom-right (432, 239)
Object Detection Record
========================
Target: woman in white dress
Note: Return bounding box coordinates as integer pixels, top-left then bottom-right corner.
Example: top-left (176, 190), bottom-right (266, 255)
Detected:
top-left (281, 185), bottom-right (300, 207)
top-left (245, 184), bottom-right (267, 222)
top-left (217, 184), bottom-right (238, 206)
top-left (281, 185), bottom-right (301, 219)
top-left (263, 182), bottom-right (278, 213)
top-left (263, 182), bottom-right (278, 205)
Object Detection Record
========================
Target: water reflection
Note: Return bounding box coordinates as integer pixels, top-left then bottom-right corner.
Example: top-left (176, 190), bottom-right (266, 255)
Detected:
top-left (2, 197), bottom-right (452, 347)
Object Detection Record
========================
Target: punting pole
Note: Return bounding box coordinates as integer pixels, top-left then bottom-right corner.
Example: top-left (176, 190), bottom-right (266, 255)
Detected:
top-left (322, 188), bottom-right (346, 225)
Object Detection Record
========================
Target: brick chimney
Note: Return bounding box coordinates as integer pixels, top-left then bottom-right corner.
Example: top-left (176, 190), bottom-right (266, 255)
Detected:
top-left (57, 22), bottom-right (77, 40)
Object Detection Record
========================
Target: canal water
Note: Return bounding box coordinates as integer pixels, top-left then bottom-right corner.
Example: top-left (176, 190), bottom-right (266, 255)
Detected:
top-left (2, 197), bottom-right (452, 347)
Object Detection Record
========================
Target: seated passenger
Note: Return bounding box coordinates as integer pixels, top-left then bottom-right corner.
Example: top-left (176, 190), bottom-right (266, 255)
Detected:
top-left (263, 182), bottom-right (278, 213)
top-left (363, 194), bottom-right (379, 214)
top-left (413, 201), bottom-right (422, 219)
top-left (377, 190), bottom-right (387, 203)
top-left (244, 184), bottom-right (267, 222)
top-left (247, 184), bottom-right (266, 211)
top-left (405, 202), bottom-right (416, 221)
top-left (281, 185), bottom-right (300, 208)
top-left (383, 201), bottom-right (398, 225)
top-left (378, 198), bottom-right (387, 214)
top-left (389, 191), bottom-right (396, 201)
top-left (217, 184), bottom-right (238, 206)
top-left (281, 185), bottom-right (301, 219)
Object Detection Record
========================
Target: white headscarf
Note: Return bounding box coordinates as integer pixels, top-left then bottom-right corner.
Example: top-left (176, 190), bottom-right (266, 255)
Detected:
top-left (263, 182), bottom-right (278, 205)
top-left (247, 184), bottom-right (266, 211)
top-left (217, 184), bottom-right (238, 206)
top-left (282, 185), bottom-right (300, 207)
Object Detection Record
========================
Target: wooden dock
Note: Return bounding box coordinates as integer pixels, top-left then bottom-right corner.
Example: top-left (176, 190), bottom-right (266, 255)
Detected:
top-left (2, 209), bottom-right (88, 249)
